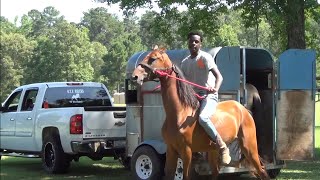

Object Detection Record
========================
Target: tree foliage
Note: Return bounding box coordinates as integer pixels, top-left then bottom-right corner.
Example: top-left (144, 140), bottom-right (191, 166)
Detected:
top-left (95, 0), bottom-right (319, 50)
top-left (1, 3), bottom-right (319, 101)
top-left (0, 27), bottom-right (36, 101)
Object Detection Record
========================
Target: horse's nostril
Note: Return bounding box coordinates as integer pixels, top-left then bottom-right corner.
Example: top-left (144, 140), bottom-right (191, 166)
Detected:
top-left (132, 75), bottom-right (138, 81)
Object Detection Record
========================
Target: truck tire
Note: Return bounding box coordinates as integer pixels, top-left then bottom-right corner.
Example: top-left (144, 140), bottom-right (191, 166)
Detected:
top-left (41, 135), bottom-right (70, 174)
top-left (131, 146), bottom-right (164, 180)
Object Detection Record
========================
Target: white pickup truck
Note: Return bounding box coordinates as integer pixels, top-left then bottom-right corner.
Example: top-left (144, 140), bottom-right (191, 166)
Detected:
top-left (0, 82), bottom-right (127, 173)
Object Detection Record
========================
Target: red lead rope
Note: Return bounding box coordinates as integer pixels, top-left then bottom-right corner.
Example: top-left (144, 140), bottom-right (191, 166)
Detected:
top-left (154, 69), bottom-right (208, 100)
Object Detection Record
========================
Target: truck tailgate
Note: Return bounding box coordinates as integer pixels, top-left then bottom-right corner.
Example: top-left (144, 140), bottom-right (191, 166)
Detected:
top-left (82, 106), bottom-right (126, 139)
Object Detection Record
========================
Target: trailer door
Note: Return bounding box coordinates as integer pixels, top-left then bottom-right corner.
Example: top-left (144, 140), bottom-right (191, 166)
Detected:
top-left (276, 49), bottom-right (316, 160)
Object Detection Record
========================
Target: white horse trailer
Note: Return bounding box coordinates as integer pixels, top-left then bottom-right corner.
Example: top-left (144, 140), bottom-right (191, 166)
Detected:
top-left (124, 47), bottom-right (317, 179)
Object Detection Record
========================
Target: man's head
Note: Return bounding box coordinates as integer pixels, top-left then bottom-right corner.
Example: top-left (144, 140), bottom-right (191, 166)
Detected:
top-left (187, 31), bottom-right (203, 57)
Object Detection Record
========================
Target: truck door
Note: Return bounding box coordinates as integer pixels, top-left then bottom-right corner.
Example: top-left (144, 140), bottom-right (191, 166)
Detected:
top-left (14, 88), bottom-right (39, 151)
top-left (0, 90), bottom-right (22, 149)
top-left (276, 49), bottom-right (316, 160)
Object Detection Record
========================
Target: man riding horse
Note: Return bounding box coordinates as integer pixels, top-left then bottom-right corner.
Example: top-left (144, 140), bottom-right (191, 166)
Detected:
top-left (181, 31), bottom-right (231, 165)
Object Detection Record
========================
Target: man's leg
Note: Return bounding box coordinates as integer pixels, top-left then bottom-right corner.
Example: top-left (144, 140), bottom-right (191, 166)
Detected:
top-left (198, 95), bottom-right (231, 164)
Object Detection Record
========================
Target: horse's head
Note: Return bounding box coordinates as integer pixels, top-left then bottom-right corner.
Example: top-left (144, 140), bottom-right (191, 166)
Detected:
top-left (132, 47), bottom-right (173, 85)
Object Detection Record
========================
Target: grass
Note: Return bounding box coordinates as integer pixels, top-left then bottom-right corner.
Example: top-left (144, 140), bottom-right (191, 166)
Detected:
top-left (0, 157), bottom-right (132, 180)
top-left (276, 126), bottom-right (320, 180)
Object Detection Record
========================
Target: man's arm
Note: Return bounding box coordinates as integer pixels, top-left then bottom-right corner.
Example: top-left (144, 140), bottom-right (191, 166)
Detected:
top-left (209, 66), bottom-right (223, 93)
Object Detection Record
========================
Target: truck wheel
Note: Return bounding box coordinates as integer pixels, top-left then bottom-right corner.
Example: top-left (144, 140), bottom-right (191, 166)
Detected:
top-left (42, 135), bottom-right (70, 174)
top-left (131, 146), bottom-right (164, 180)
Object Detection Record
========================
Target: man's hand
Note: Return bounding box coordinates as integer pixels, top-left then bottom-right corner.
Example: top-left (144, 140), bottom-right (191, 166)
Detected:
top-left (207, 87), bottom-right (218, 93)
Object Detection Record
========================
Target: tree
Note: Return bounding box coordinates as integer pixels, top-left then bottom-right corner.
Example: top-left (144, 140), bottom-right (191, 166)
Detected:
top-left (138, 10), bottom-right (187, 49)
top-left (80, 7), bottom-right (144, 92)
top-left (80, 7), bottom-right (123, 46)
top-left (100, 16), bottom-right (144, 92)
top-left (25, 20), bottom-right (106, 83)
top-left (0, 29), bottom-right (36, 101)
top-left (232, 0), bottom-right (320, 50)
top-left (95, 0), bottom-right (319, 50)
top-left (305, 6), bottom-right (320, 85)
top-left (24, 6), bottom-right (65, 37)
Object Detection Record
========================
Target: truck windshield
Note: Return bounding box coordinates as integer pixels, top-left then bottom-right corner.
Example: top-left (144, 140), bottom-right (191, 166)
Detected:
top-left (44, 87), bottom-right (112, 108)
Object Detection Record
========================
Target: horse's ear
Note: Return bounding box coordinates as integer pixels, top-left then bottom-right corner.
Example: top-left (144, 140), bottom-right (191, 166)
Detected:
top-left (153, 45), bottom-right (159, 50)
top-left (159, 47), bottom-right (166, 54)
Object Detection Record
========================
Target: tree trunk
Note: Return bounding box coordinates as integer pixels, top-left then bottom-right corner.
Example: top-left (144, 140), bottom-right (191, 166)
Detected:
top-left (286, 0), bottom-right (306, 49)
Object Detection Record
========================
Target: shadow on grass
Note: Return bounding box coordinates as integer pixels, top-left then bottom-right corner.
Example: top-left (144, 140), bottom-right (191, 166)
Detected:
top-left (2, 147), bottom-right (320, 180)
top-left (1, 157), bottom-right (132, 180)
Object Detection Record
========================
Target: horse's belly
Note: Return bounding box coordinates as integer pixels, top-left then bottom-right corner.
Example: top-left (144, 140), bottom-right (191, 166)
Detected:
top-left (190, 124), bottom-right (214, 151)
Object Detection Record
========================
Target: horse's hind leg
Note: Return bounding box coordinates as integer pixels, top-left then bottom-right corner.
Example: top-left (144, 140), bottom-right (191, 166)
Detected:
top-left (238, 116), bottom-right (270, 179)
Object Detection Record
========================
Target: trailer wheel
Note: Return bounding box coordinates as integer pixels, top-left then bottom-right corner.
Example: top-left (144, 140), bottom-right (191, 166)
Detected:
top-left (42, 135), bottom-right (70, 174)
top-left (131, 146), bottom-right (164, 180)
top-left (267, 168), bottom-right (281, 179)
top-left (175, 158), bottom-right (183, 180)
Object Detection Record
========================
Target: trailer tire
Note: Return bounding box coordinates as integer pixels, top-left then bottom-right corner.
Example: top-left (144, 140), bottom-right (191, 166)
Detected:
top-left (131, 146), bottom-right (164, 180)
top-left (42, 134), bottom-right (70, 174)
top-left (267, 168), bottom-right (281, 179)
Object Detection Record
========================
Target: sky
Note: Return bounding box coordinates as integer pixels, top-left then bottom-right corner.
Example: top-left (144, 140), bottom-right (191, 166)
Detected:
top-left (0, 0), bottom-right (152, 23)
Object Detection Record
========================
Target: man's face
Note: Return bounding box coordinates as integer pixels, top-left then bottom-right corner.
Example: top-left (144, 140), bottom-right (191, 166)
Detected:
top-left (188, 35), bottom-right (202, 55)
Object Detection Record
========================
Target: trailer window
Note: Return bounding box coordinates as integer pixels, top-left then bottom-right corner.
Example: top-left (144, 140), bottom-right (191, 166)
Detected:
top-left (125, 79), bottom-right (138, 103)
top-left (44, 87), bottom-right (112, 108)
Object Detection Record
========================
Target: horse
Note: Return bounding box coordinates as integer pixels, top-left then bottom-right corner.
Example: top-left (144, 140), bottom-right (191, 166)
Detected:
top-left (240, 83), bottom-right (262, 113)
top-left (132, 48), bottom-right (269, 180)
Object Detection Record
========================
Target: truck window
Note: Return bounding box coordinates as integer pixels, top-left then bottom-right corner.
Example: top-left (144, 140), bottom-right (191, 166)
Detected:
top-left (3, 90), bottom-right (22, 112)
top-left (44, 87), bottom-right (112, 108)
top-left (21, 89), bottom-right (39, 111)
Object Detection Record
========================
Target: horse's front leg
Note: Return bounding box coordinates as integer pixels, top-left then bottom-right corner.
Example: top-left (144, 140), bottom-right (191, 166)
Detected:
top-left (180, 146), bottom-right (192, 180)
top-left (163, 145), bottom-right (178, 180)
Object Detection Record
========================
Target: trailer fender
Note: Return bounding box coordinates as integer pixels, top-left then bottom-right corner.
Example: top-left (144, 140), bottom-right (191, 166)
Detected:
top-left (137, 140), bottom-right (167, 155)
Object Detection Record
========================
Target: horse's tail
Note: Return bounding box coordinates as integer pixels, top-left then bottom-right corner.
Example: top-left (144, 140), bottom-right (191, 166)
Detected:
top-left (251, 89), bottom-right (262, 115)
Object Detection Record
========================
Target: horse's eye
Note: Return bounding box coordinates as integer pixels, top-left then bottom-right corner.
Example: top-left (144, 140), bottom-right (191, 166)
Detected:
top-left (148, 57), bottom-right (157, 65)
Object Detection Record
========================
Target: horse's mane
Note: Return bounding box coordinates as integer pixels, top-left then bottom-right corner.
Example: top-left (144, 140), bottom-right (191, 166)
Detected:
top-left (173, 64), bottom-right (199, 110)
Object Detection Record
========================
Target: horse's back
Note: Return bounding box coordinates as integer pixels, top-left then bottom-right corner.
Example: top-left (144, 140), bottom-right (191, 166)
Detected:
top-left (216, 100), bottom-right (244, 118)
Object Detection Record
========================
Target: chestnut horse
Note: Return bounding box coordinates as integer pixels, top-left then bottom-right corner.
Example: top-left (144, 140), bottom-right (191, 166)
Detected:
top-left (132, 48), bottom-right (269, 180)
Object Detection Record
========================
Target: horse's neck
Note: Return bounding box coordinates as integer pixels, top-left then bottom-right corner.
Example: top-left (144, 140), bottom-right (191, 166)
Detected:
top-left (159, 75), bottom-right (184, 115)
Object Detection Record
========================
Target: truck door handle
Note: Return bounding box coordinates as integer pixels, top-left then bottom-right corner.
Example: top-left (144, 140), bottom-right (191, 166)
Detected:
top-left (114, 121), bottom-right (125, 126)
top-left (113, 112), bottom-right (126, 118)
top-left (10, 118), bottom-right (15, 121)
top-left (27, 117), bottom-right (32, 120)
